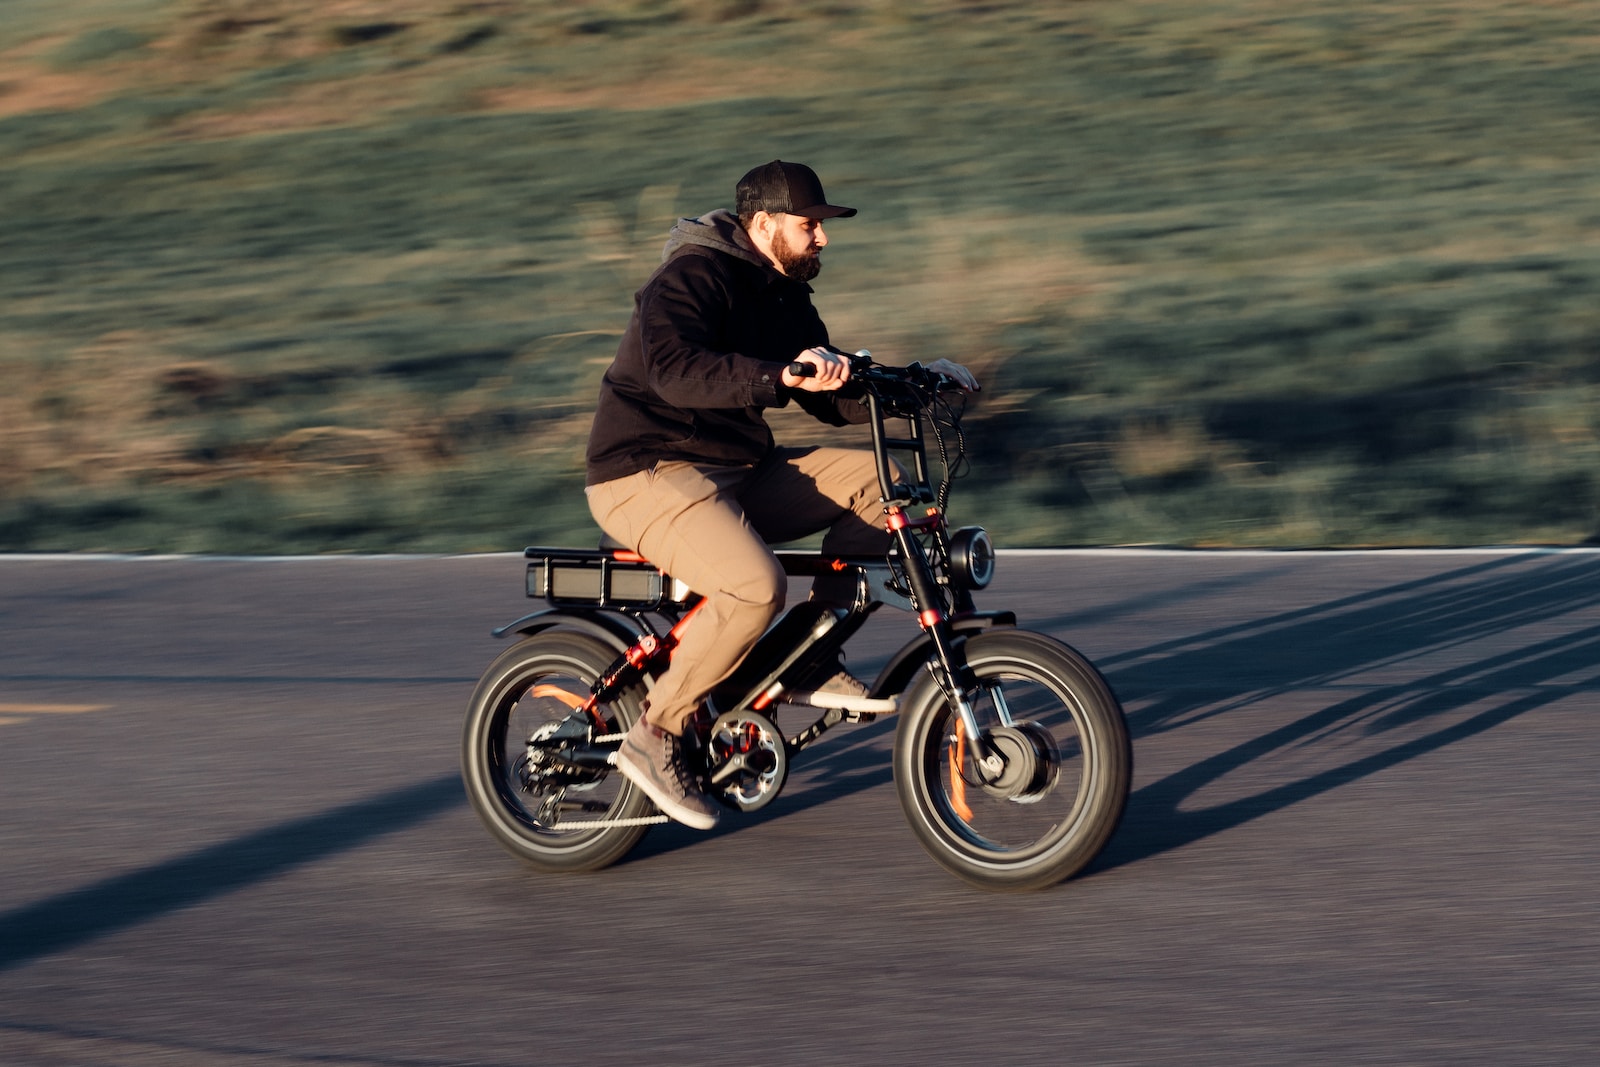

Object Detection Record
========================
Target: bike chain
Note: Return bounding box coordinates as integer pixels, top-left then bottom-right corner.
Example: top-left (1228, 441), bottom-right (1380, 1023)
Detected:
top-left (549, 814), bottom-right (671, 828)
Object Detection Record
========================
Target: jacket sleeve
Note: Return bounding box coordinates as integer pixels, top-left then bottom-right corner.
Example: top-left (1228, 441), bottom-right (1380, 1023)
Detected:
top-left (789, 382), bottom-right (871, 426)
top-left (637, 257), bottom-right (785, 409)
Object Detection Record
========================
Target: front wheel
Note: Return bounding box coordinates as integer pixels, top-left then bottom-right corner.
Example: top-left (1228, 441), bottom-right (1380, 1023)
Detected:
top-left (461, 631), bottom-right (657, 873)
top-left (893, 630), bottom-right (1131, 891)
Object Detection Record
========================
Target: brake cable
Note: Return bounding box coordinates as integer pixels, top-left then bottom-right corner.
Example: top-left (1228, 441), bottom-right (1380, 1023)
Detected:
top-left (927, 388), bottom-right (969, 514)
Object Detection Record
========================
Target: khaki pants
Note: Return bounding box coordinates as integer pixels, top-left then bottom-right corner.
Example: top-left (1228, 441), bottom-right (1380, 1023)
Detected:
top-left (585, 446), bottom-right (888, 734)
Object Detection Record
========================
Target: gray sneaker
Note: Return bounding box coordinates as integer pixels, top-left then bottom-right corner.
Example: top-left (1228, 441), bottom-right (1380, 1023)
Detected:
top-left (815, 668), bottom-right (870, 698)
top-left (786, 662), bottom-right (897, 719)
top-left (616, 715), bottom-right (720, 830)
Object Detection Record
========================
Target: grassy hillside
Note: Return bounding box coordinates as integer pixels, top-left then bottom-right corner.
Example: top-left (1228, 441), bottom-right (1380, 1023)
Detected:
top-left (3, 0), bottom-right (1598, 551)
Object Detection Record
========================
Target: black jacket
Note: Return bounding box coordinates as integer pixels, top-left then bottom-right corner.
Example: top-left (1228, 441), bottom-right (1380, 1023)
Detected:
top-left (585, 210), bottom-right (868, 485)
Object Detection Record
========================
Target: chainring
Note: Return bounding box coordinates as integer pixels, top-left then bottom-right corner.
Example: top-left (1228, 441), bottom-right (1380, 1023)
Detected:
top-left (705, 709), bottom-right (789, 812)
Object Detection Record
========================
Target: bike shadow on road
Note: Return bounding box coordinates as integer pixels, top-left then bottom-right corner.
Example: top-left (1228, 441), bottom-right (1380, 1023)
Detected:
top-left (621, 708), bottom-right (903, 865)
top-left (1077, 551), bottom-right (1600, 874)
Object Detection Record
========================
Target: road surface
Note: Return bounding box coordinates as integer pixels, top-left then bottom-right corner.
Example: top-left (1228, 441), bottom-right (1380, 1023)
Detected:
top-left (2, 550), bottom-right (1596, 1065)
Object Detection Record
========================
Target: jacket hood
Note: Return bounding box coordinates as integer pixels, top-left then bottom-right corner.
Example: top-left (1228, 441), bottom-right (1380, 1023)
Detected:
top-left (661, 209), bottom-right (771, 270)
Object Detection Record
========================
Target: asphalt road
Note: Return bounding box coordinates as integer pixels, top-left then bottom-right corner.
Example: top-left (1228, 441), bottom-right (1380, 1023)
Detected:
top-left (2, 550), bottom-right (1596, 1066)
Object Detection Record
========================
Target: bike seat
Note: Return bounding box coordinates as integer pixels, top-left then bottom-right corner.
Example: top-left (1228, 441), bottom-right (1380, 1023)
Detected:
top-left (598, 532), bottom-right (657, 568)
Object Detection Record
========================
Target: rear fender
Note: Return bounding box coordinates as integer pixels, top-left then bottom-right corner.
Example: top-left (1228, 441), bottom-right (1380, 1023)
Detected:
top-left (491, 608), bottom-right (648, 657)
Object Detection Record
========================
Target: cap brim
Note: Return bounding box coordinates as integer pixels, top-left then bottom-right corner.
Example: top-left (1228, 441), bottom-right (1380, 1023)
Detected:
top-left (797, 204), bottom-right (857, 219)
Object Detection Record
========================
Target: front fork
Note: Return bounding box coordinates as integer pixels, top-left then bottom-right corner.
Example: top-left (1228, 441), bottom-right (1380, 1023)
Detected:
top-left (889, 512), bottom-right (1007, 780)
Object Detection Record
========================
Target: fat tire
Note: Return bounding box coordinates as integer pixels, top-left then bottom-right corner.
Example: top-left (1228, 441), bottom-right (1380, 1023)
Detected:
top-left (893, 629), bottom-right (1131, 892)
top-left (461, 631), bottom-right (654, 872)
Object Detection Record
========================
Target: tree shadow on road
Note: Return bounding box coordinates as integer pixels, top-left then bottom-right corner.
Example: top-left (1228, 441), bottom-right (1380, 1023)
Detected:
top-left (0, 775), bottom-right (461, 974)
top-left (1089, 552), bottom-right (1600, 874)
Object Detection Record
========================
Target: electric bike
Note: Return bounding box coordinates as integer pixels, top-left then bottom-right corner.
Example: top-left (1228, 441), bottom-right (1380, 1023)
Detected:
top-left (461, 352), bottom-right (1131, 891)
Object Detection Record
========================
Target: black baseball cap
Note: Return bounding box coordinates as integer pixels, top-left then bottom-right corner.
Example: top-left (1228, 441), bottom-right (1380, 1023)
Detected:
top-left (735, 160), bottom-right (857, 220)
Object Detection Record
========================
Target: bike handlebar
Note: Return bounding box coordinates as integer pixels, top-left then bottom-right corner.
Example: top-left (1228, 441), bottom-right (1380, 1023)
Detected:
top-left (786, 350), bottom-right (965, 395)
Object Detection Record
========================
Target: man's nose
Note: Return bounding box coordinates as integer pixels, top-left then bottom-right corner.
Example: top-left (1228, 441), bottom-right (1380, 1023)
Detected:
top-left (813, 224), bottom-right (828, 248)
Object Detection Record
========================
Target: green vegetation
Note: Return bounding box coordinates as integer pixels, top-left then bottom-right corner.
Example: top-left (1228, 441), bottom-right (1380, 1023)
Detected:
top-left (3, 0), bottom-right (1598, 551)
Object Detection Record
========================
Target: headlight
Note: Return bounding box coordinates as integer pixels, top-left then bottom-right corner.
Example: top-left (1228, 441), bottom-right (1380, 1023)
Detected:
top-left (949, 526), bottom-right (995, 590)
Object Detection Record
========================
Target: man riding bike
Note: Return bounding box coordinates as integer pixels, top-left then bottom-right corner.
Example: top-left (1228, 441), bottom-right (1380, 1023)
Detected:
top-left (584, 160), bottom-right (975, 829)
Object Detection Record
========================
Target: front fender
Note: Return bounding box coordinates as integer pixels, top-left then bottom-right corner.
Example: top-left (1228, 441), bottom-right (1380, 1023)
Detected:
top-left (490, 607), bottom-right (649, 656)
top-left (869, 611), bottom-right (1016, 698)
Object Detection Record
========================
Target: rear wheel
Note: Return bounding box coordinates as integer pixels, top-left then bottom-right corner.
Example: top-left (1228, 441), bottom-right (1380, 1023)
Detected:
top-left (893, 630), bottom-right (1131, 891)
top-left (461, 631), bottom-right (657, 872)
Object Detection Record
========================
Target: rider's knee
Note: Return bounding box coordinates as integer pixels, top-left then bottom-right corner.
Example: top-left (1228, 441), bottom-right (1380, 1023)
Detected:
top-left (725, 556), bottom-right (787, 616)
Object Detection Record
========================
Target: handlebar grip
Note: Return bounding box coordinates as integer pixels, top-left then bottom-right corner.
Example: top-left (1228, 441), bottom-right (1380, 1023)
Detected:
top-left (786, 361), bottom-right (816, 378)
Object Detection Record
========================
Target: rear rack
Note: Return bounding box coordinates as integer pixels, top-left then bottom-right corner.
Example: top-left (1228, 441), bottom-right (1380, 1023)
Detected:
top-left (522, 547), bottom-right (691, 610)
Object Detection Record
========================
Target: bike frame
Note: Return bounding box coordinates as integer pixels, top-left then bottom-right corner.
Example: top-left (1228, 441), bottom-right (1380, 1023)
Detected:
top-left (496, 355), bottom-right (1012, 762)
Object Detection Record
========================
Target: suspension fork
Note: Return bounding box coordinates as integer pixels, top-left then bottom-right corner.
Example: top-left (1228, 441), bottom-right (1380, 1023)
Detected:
top-left (887, 510), bottom-right (1005, 778)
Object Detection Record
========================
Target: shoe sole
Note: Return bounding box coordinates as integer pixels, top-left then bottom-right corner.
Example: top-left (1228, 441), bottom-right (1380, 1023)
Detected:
top-left (615, 747), bottom-right (720, 831)
top-left (783, 690), bottom-right (899, 715)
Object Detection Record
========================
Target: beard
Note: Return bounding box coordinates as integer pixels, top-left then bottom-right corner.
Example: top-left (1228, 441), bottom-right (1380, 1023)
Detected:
top-left (772, 229), bottom-right (822, 282)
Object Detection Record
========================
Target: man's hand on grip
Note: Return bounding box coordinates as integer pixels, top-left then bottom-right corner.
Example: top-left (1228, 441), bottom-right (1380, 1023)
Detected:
top-left (782, 346), bottom-right (851, 390)
top-left (924, 358), bottom-right (980, 392)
